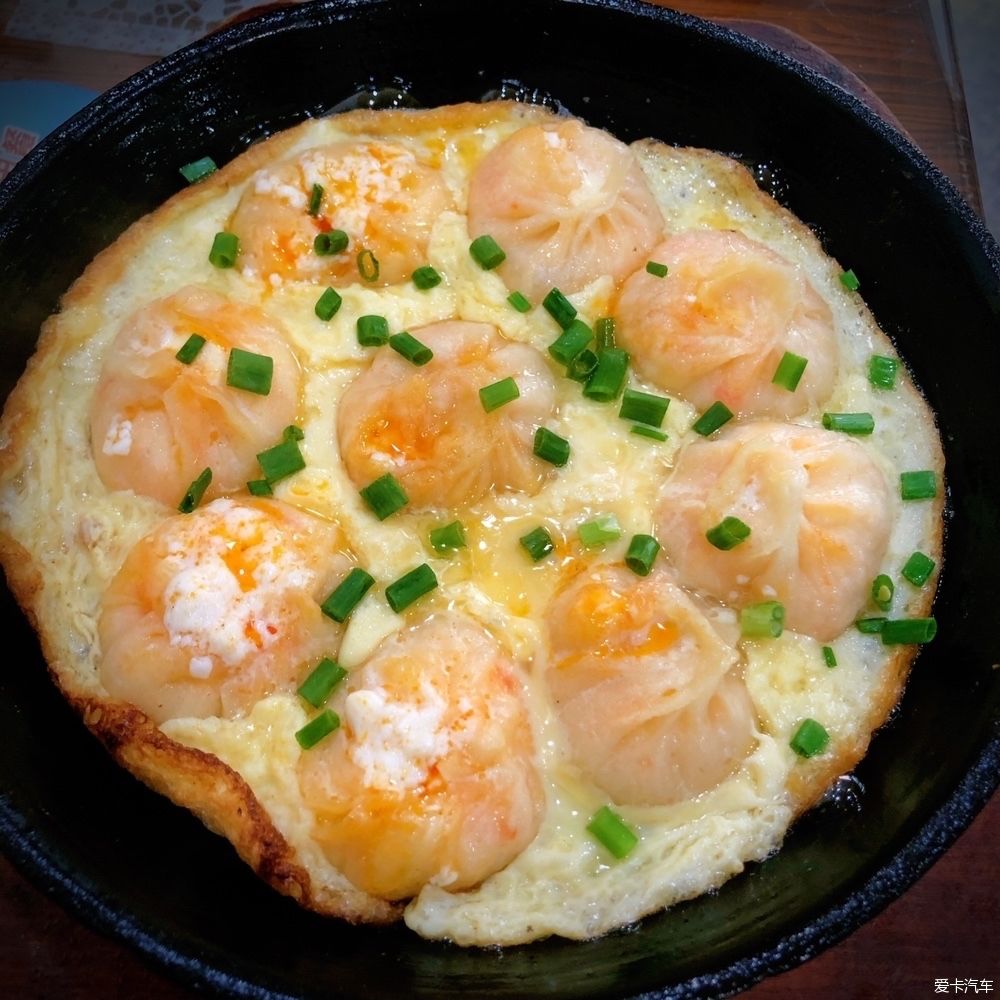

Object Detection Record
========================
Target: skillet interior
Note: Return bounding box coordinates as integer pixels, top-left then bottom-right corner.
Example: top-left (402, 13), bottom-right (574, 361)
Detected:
top-left (0, 1), bottom-right (998, 997)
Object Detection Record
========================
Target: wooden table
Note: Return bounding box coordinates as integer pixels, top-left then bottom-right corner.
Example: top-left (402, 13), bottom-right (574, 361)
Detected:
top-left (0, 1), bottom-right (995, 997)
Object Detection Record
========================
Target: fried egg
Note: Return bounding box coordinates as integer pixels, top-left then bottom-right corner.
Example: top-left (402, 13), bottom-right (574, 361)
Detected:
top-left (0, 101), bottom-right (943, 945)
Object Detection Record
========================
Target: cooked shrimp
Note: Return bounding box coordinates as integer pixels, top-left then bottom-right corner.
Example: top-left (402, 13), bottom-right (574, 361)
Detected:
top-left (337, 320), bottom-right (558, 510)
top-left (90, 285), bottom-right (300, 508)
top-left (230, 140), bottom-right (452, 285)
top-left (298, 614), bottom-right (543, 900)
top-left (655, 422), bottom-right (893, 641)
top-left (615, 229), bottom-right (838, 417)
top-left (545, 564), bottom-right (756, 806)
top-left (467, 119), bottom-right (665, 301)
top-left (99, 497), bottom-right (351, 723)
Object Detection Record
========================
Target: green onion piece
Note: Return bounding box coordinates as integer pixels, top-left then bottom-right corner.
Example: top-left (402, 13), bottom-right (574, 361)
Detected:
top-left (619, 388), bottom-right (669, 428)
top-left (429, 520), bottom-right (467, 553)
top-left (360, 473), bottom-right (409, 520)
top-left (227, 347), bottom-right (274, 396)
top-left (307, 183), bottom-right (324, 217)
top-left (790, 718), bottom-right (829, 758)
top-left (871, 573), bottom-right (894, 611)
top-left (507, 290), bottom-right (532, 313)
top-left (520, 526), bottom-right (555, 562)
top-left (257, 434), bottom-right (305, 485)
top-left (178, 467), bottom-right (212, 513)
top-left (902, 551), bottom-right (935, 587)
top-left (822, 645), bottom-right (838, 668)
top-left (595, 317), bottom-right (616, 351)
top-left (283, 424), bottom-right (305, 441)
top-left (567, 348), bottom-right (599, 383)
top-left (469, 234), bottom-right (506, 270)
top-left (822, 411), bottom-right (875, 435)
top-left (631, 424), bottom-right (668, 442)
top-left (625, 534), bottom-right (660, 576)
top-left (586, 805), bottom-right (638, 859)
top-left (357, 248), bottom-right (380, 282)
top-left (741, 600), bottom-right (785, 638)
top-left (645, 260), bottom-right (669, 278)
top-left (412, 265), bottom-right (442, 290)
top-left (548, 319), bottom-right (593, 366)
top-left (479, 377), bottom-right (520, 413)
top-left (578, 514), bottom-right (622, 548)
top-left (389, 331), bottom-right (433, 366)
top-left (175, 334), bottom-right (206, 365)
top-left (386, 563), bottom-right (438, 613)
top-left (542, 287), bottom-right (577, 329)
top-left (314, 230), bottom-right (349, 256)
top-left (706, 515), bottom-right (751, 550)
top-left (295, 708), bottom-right (341, 750)
top-left (868, 355), bottom-right (898, 390)
top-left (900, 470), bottom-right (937, 501)
top-left (179, 156), bottom-right (218, 184)
top-left (209, 231), bottom-right (239, 268)
top-left (321, 567), bottom-right (376, 623)
top-left (247, 478), bottom-right (273, 497)
top-left (314, 286), bottom-right (342, 322)
top-left (771, 351), bottom-right (808, 392)
top-left (533, 427), bottom-right (571, 467)
top-left (839, 268), bottom-right (861, 291)
top-left (692, 400), bottom-right (734, 436)
top-left (583, 348), bottom-right (629, 402)
top-left (356, 314), bottom-right (389, 347)
top-left (297, 657), bottom-right (347, 709)
top-left (856, 617), bottom-right (887, 634)
top-left (881, 617), bottom-right (938, 645)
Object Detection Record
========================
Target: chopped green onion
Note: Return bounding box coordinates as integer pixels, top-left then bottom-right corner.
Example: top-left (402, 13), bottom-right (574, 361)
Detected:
top-left (256, 430), bottom-right (305, 484)
top-left (856, 617), bottom-right (887, 634)
top-left (542, 287), bottom-right (577, 329)
top-left (179, 156), bottom-right (218, 184)
top-left (578, 513), bottom-right (622, 548)
top-left (307, 183), bottom-right (324, 217)
top-left (625, 534), bottom-right (660, 576)
top-left (881, 617), bottom-right (937, 645)
top-left (175, 334), bottom-right (206, 365)
top-left (321, 567), bottom-right (376, 623)
top-left (871, 573), bottom-right (894, 611)
top-left (619, 388), bottom-right (669, 428)
top-left (479, 377), bottom-right (520, 412)
top-left (631, 424), bottom-right (668, 442)
top-left (771, 351), bottom-right (808, 392)
top-left (567, 348), bottom-right (599, 382)
top-left (595, 317), bottom-right (616, 351)
top-left (822, 412), bottom-right (874, 435)
top-left (507, 290), bottom-right (532, 313)
top-left (411, 265), bottom-right (442, 290)
top-left (178, 467), bottom-right (212, 513)
top-left (839, 268), bottom-right (860, 291)
top-left (360, 473), bottom-right (409, 520)
top-left (519, 526), bottom-right (555, 562)
top-left (469, 234), bottom-right (506, 270)
top-left (533, 427), bottom-right (571, 467)
top-left (246, 478), bottom-right (273, 497)
top-left (356, 315), bottom-right (389, 347)
top-left (900, 470), bottom-right (937, 501)
top-left (209, 231), bottom-right (239, 268)
top-left (548, 320), bottom-right (593, 366)
top-left (790, 718), bottom-right (829, 757)
top-left (741, 600), bottom-right (785, 638)
top-left (583, 348), bottom-right (629, 402)
top-left (692, 401), bottom-right (734, 436)
top-left (586, 805), bottom-right (638, 859)
top-left (386, 564), bottom-right (438, 612)
top-left (429, 521), bottom-right (467, 553)
top-left (297, 657), bottom-right (347, 708)
top-left (706, 515), bottom-right (751, 550)
top-left (314, 286), bottom-right (342, 322)
top-left (389, 331), bottom-right (433, 366)
top-left (283, 424), bottom-right (305, 441)
top-left (357, 248), bottom-right (380, 282)
top-left (822, 645), bottom-right (838, 668)
top-left (902, 551), bottom-right (935, 587)
top-left (868, 355), bottom-right (898, 390)
top-left (295, 709), bottom-right (340, 750)
top-left (645, 260), bottom-right (669, 278)
top-left (314, 230), bottom-right (348, 256)
top-left (227, 347), bottom-right (274, 395)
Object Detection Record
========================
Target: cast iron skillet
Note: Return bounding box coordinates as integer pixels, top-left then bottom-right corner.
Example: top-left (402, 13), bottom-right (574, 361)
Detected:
top-left (1, 1), bottom-right (998, 997)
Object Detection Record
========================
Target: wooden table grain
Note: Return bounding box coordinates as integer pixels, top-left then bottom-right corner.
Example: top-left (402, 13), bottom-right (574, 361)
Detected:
top-left (0, 1), bottom-right (995, 998)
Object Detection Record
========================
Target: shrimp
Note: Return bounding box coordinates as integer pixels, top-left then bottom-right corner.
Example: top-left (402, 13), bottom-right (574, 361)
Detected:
top-left (229, 140), bottom-right (452, 286)
top-left (337, 320), bottom-right (558, 510)
top-left (655, 422), bottom-right (893, 641)
top-left (99, 497), bottom-right (351, 724)
top-left (467, 118), bottom-right (665, 301)
top-left (297, 614), bottom-right (544, 900)
top-left (90, 285), bottom-right (300, 508)
top-left (615, 229), bottom-right (838, 417)
top-left (545, 564), bottom-right (756, 806)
